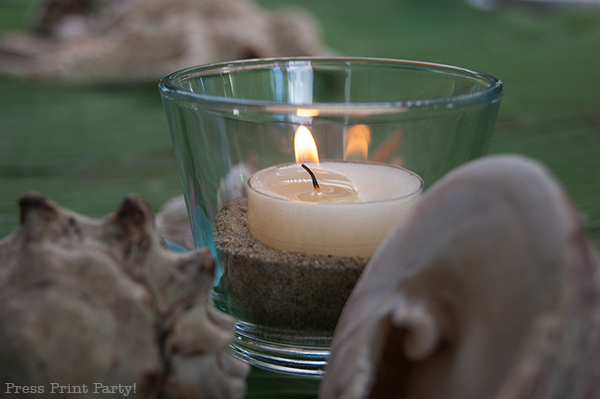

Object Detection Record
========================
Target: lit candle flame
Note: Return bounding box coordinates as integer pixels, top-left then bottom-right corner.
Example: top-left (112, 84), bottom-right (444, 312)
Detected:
top-left (294, 126), bottom-right (319, 164)
top-left (344, 124), bottom-right (371, 160)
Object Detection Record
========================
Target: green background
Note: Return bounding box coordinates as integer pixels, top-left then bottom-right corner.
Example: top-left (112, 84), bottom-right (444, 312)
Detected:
top-left (1, 0), bottom-right (599, 397)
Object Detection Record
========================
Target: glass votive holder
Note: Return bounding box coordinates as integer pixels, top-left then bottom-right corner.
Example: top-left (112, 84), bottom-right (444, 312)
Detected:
top-left (159, 57), bottom-right (503, 377)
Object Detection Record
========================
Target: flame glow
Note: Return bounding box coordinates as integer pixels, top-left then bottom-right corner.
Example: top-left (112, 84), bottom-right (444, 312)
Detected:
top-left (294, 126), bottom-right (319, 164)
top-left (296, 108), bottom-right (320, 117)
top-left (344, 124), bottom-right (371, 160)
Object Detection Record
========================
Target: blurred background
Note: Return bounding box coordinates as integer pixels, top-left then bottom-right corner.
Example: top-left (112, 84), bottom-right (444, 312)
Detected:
top-left (0, 0), bottom-right (599, 245)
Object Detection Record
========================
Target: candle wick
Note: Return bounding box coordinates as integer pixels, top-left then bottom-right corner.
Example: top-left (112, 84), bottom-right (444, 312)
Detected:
top-left (301, 163), bottom-right (320, 190)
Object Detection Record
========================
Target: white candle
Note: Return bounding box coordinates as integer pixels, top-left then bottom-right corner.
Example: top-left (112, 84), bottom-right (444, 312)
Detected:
top-left (247, 160), bottom-right (422, 257)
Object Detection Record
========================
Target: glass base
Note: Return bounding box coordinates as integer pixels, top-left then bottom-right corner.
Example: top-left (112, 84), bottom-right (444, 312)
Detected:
top-left (229, 321), bottom-right (331, 377)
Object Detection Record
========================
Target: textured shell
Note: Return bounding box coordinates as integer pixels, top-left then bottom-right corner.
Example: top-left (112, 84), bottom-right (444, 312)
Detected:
top-left (0, 0), bottom-right (330, 83)
top-left (319, 155), bottom-right (600, 399)
top-left (0, 192), bottom-right (249, 398)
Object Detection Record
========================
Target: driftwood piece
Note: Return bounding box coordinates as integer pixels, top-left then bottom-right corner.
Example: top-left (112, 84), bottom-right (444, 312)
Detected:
top-left (0, 0), bottom-right (331, 83)
top-left (319, 155), bottom-right (600, 399)
top-left (0, 192), bottom-right (249, 398)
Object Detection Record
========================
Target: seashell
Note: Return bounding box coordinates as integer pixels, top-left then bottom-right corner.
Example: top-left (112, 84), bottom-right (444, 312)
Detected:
top-left (155, 194), bottom-right (195, 251)
top-left (0, 0), bottom-right (331, 83)
top-left (217, 156), bottom-right (259, 210)
top-left (0, 192), bottom-right (249, 398)
top-left (319, 155), bottom-right (600, 399)
top-left (155, 157), bottom-right (259, 251)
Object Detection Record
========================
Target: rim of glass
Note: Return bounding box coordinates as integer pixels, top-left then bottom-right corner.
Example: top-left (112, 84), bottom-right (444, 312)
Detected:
top-left (159, 56), bottom-right (503, 114)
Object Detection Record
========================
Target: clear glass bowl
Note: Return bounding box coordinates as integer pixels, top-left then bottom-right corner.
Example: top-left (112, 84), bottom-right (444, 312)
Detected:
top-left (159, 57), bottom-right (503, 377)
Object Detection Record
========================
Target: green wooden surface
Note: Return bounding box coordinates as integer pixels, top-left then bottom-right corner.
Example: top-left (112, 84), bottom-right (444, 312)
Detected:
top-left (1, 1), bottom-right (599, 397)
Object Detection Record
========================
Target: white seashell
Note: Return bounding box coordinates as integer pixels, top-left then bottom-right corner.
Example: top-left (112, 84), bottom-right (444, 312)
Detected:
top-left (320, 155), bottom-right (600, 399)
top-left (155, 158), bottom-right (258, 251)
top-left (0, 192), bottom-right (249, 398)
top-left (217, 162), bottom-right (257, 210)
top-left (155, 194), bottom-right (195, 251)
